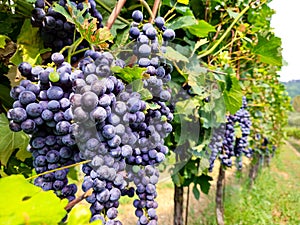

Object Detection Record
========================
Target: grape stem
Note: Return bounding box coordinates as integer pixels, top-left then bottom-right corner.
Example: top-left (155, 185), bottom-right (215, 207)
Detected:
top-left (65, 188), bottom-right (93, 211)
top-left (26, 160), bottom-right (92, 180)
top-left (67, 37), bottom-right (84, 63)
top-left (106, 0), bottom-right (127, 30)
top-left (95, 0), bottom-right (130, 25)
top-left (139, 0), bottom-right (155, 21)
top-left (149, 0), bottom-right (161, 23)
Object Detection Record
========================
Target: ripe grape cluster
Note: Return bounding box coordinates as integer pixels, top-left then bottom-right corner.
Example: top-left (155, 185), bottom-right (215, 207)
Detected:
top-left (70, 51), bottom-right (129, 224)
top-left (233, 96), bottom-right (252, 160)
top-left (31, 0), bottom-right (103, 60)
top-left (126, 11), bottom-right (176, 224)
top-left (8, 53), bottom-right (81, 201)
top-left (8, 5), bottom-right (176, 223)
top-left (69, 40), bottom-right (173, 223)
top-left (207, 96), bottom-right (252, 171)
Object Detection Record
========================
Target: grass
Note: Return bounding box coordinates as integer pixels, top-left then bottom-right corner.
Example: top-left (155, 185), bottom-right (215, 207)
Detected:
top-left (198, 141), bottom-right (300, 225)
top-left (288, 138), bottom-right (300, 153)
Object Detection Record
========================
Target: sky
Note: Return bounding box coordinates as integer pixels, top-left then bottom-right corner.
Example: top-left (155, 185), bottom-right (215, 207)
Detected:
top-left (269, 0), bottom-right (300, 82)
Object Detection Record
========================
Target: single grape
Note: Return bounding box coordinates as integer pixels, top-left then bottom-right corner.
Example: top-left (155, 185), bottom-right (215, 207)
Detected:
top-left (132, 10), bottom-right (143, 23)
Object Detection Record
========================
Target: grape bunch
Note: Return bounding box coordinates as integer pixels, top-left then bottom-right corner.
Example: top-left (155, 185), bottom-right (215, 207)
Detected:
top-left (7, 53), bottom-right (81, 201)
top-left (8, 6), bottom-right (176, 223)
top-left (70, 51), bottom-right (130, 224)
top-left (129, 10), bottom-right (174, 83)
top-left (126, 165), bottom-right (159, 225)
top-left (208, 115), bottom-right (236, 171)
top-left (233, 96), bottom-right (252, 160)
top-left (31, 0), bottom-right (103, 60)
top-left (69, 45), bottom-right (174, 224)
top-left (207, 97), bottom-right (252, 171)
top-left (126, 11), bottom-right (176, 224)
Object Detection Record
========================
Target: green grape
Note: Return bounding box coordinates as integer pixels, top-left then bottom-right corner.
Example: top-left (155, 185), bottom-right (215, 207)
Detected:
top-left (132, 165), bottom-right (140, 173)
top-left (49, 71), bottom-right (60, 82)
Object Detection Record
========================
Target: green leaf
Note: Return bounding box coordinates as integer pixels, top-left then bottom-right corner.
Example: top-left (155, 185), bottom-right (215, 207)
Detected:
top-left (0, 12), bottom-right (24, 37)
top-left (111, 26), bottom-right (130, 50)
top-left (131, 79), bottom-right (153, 101)
top-left (110, 19), bottom-right (128, 38)
top-left (0, 35), bottom-right (9, 49)
top-left (168, 16), bottom-right (197, 30)
top-left (177, 0), bottom-right (189, 5)
top-left (175, 98), bottom-right (201, 146)
top-left (0, 175), bottom-right (68, 224)
top-left (186, 57), bottom-right (207, 94)
top-left (234, 122), bottom-right (242, 138)
top-left (223, 75), bottom-right (243, 114)
top-left (0, 113), bottom-right (31, 166)
top-left (164, 46), bottom-right (189, 63)
top-left (196, 174), bottom-right (212, 195)
top-left (10, 19), bottom-right (48, 66)
top-left (186, 20), bottom-right (216, 38)
top-left (175, 98), bottom-right (201, 119)
top-left (252, 34), bottom-right (282, 66)
top-left (146, 102), bottom-right (161, 110)
top-left (111, 66), bottom-right (146, 83)
top-left (0, 84), bottom-right (14, 109)
top-left (226, 8), bottom-right (239, 19)
top-left (5, 66), bottom-right (20, 88)
top-left (67, 166), bottom-right (79, 181)
top-left (199, 158), bottom-right (210, 172)
top-left (67, 205), bottom-right (103, 225)
top-left (214, 97), bottom-right (226, 123)
top-left (52, 2), bottom-right (74, 22)
top-left (192, 184), bottom-right (200, 200)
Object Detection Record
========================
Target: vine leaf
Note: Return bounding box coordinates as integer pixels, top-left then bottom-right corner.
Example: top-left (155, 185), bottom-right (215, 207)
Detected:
top-left (0, 175), bottom-right (68, 224)
top-left (253, 34), bottom-right (282, 66)
top-left (10, 19), bottom-right (50, 66)
top-left (168, 16), bottom-right (196, 30)
top-left (192, 184), bottom-right (200, 200)
top-left (198, 174), bottom-right (212, 194)
top-left (177, 0), bottom-right (189, 5)
top-left (68, 205), bottom-right (103, 225)
top-left (0, 84), bottom-right (14, 109)
top-left (0, 113), bottom-right (31, 166)
top-left (131, 79), bottom-right (153, 101)
top-left (223, 75), bottom-right (243, 114)
top-left (164, 46), bottom-right (189, 63)
top-left (0, 35), bottom-right (9, 49)
top-left (111, 66), bottom-right (146, 83)
top-left (53, 0), bottom-right (113, 48)
top-left (186, 20), bottom-right (216, 38)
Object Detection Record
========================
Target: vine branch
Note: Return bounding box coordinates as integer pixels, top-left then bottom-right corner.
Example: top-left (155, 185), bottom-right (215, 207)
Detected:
top-left (95, 0), bottom-right (130, 25)
top-left (140, 0), bottom-right (155, 21)
top-left (65, 189), bottom-right (93, 211)
top-left (150, 0), bottom-right (160, 23)
top-left (106, 0), bottom-right (127, 30)
top-left (197, 4), bottom-right (251, 59)
top-left (26, 160), bottom-right (91, 180)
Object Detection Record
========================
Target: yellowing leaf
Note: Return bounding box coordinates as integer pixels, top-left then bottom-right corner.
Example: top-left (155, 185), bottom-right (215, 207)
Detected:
top-left (177, 0), bottom-right (189, 5)
top-left (67, 205), bottom-right (103, 225)
top-left (0, 175), bottom-right (68, 224)
top-left (0, 35), bottom-right (9, 49)
top-left (10, 19), bottom-right (49, 66)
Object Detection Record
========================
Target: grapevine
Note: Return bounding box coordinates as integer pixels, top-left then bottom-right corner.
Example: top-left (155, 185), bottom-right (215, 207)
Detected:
top-left (0, 0), bottom-right (292, 225)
